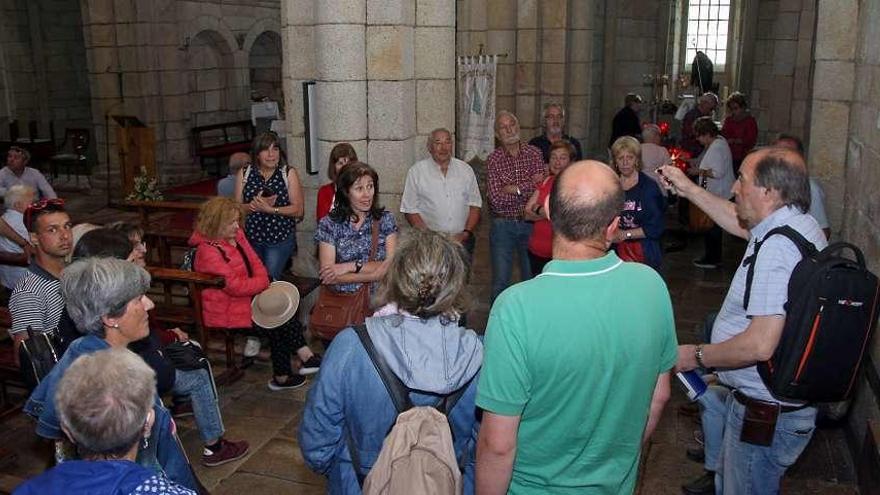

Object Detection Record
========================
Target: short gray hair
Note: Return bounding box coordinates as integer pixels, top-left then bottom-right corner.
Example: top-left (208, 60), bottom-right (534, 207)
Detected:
top-left (495, 110), bottom-right (519, 130)
top-left (426, 127), bottom-right (452, 149)
top-left (753, 150), bottom-right (811, 213)
top-left (56, 348), bottom-right (156, 459)
top-left (61, 257), bottom-right (151, 337)
top-left (642, 124), bottom-right (661, 141)
top-left (543, 102), bottom-right (565, 119)
top-left (376, 230), bottom-right (470, 322)
top-left (4, 184), bottom-right (34, 209)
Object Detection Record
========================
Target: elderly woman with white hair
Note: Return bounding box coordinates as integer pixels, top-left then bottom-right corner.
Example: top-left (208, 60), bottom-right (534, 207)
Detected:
top-left (15, 348), bottom-right (197, 495)
top-left (0, 184), bottom-right (35, 289)
top-left (300, 230), bottom-right (483, 494)
top-left (23, 258), bottom-right (199, 491)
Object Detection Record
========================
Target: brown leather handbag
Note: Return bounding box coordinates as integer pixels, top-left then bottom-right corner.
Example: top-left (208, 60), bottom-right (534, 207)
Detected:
top-left (310, 219), bottom-right (379, 341)
top-left (689, 175), bottom-right (715, 233)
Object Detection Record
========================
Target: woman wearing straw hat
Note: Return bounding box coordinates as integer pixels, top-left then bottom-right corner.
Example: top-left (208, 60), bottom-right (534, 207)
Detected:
top-left (188, 197), bottom-right (321, 390)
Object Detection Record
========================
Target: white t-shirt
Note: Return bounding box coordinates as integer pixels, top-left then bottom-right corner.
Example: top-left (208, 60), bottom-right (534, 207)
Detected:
top-left (0, 209), bottom-right (28, 290)
top-left (698, 137), bottom-right (734, 199)
top-left (400, 158), bottom-right (483, 234)
top-left (808, 177), bottom-right (829, 230)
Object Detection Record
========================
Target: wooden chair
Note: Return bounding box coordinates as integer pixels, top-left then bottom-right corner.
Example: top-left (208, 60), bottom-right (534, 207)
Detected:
top-left (49, 128), bottom-right (90, 186)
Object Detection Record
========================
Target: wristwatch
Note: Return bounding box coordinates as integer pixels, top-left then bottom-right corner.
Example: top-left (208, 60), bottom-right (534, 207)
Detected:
top-left (273, 207), bottom-right (279, 215)
top-left (354, 259), bottom-right (364, 273)
top-left (695, 344), bottom-right (706, 368)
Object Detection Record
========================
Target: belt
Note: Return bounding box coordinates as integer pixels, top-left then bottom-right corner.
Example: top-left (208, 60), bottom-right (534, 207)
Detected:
top-left (732, 390), bottom-right (808, 413)
top-left (492, 213), bottom-right (524, 220)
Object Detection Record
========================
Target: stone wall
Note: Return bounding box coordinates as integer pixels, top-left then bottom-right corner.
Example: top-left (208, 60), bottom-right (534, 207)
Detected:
top-left (456, 0), bottom-right (605, 155)
top-left (79, 0), bottom-right (281, 191)
top-left (748, 0), bottom-right (816, 145)
top-left (838, 0), bottom-right (880, 456)
top-left (280, 0), bottom-right (456, 260)
top-left (0, 0), bottom-right (91, 141)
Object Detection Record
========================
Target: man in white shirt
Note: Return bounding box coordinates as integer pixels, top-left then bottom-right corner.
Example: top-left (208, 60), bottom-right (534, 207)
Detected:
top-left (0, 185), bottom-right (35, 289)
top-left (0, 146), bottom-right (56, 200)
top-left (400, 128), bottom-right (482, 257)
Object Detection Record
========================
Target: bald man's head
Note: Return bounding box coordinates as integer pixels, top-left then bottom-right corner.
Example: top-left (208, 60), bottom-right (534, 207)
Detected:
top-left (549, 160), bottom-right (623, 242)
top-left (228, 152), bottom-right (251, 175)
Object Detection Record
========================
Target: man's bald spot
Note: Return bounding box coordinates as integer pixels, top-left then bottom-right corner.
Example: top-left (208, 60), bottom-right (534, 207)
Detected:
top-left (229, 152), bottom-right (250, 173)
top-left (748, 147), bottom-right (806, 173)
top-left (556, 160), bottom-right (620, 206)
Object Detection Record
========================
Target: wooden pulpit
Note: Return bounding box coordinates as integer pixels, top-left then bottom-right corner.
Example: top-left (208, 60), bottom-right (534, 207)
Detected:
top-left (113, 115), bottom-right (156, 196)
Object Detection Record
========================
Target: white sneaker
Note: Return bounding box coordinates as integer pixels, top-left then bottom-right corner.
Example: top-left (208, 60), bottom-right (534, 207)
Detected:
top-left (243, 337), bottom-right (261, 358)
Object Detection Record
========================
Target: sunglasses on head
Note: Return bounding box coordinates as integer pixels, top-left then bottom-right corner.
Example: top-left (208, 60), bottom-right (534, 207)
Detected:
top-left (25, 198), bottom-right (65, 230)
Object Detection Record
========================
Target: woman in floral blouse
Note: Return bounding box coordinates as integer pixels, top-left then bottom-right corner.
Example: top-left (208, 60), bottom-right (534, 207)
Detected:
top-left (315, 162), bottom-right (398, 295)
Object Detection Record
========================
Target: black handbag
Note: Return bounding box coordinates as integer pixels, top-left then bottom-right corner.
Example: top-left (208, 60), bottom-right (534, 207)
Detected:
top-left (163, 340), bottom-right (209, 371)
top-left (19, 326), bottom-right (62, 390)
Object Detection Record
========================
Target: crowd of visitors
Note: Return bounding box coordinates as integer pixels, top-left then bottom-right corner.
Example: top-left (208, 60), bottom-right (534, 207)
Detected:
top-left (0, 85), bottom-right (843, 495)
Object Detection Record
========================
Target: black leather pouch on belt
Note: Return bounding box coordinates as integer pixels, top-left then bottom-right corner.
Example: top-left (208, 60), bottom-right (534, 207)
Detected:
top-left (739, 397), bottom-right (780, 446)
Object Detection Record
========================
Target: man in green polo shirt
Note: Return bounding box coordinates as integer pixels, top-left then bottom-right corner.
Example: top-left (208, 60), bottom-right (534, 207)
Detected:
top-left (475, 160), bottom-right (677, 494)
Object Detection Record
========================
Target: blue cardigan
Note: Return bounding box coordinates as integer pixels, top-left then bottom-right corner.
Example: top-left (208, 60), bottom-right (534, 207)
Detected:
top-left (618, 172), bottom-right (666, 270)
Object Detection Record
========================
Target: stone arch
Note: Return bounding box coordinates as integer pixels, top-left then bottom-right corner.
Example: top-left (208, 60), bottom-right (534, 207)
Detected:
top-left (183, 28), bottom-right (248, 128)
top-left (241, 18), bottom-right (282, 55)
top-left (248, 30), bottom-right (284, 112)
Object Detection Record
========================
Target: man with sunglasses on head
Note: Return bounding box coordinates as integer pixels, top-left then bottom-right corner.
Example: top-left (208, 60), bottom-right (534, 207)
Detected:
top-left (8, 199), bottom-right (72, 382)
top-left (0, 146), bottom-right (56, 200)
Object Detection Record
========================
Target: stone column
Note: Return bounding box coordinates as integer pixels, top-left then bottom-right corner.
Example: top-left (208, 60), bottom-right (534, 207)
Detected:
top-left (415, 0), bottom-right (456, 162)
top-left (314, 0), bottom-right (368, 178)
top-left (806, 0), bottom-right (857, 234)
top-left (366, 0), bottom-right (415, 205)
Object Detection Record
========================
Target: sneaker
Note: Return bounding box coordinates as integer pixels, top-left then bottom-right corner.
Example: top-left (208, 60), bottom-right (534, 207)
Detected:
top-left (298, 354), bottom-right (322, 376)
top-left (202, 438), bottom-right (250, 467)
top-left (692, 258), bottom-right (720, 269)
top-left (694, 429), bottom-right (705, 446)
top-left (243, 337), bottom-right (261, 358)
top-left (681, 470), bottom-right (715, 495)
top-left (685, 445), bottom-right (705, 463)
top-left (170, 402), bottom-right (193, 419)
top-left (268, 375), bottom-right (306, 391)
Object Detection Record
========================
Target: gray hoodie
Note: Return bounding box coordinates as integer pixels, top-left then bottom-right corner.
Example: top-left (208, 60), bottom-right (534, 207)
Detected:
top-left (365, 314), bottom-right (483, 395)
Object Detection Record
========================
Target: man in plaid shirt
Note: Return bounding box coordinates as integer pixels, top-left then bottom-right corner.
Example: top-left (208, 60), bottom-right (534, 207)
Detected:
top-left (486, 111), bottom-right (546, 302)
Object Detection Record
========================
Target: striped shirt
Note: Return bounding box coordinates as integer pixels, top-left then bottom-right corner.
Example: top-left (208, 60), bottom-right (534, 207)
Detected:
top-left (9, 263), bottom-right (65, 336)
top-left (486, 143), bottom-right (546, 217)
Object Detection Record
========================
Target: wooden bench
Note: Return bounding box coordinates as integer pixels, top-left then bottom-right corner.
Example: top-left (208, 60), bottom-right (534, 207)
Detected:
top-left (123, 200), bottom-right (205, 268)
top-left (191, 120), bottom-right (254, 177)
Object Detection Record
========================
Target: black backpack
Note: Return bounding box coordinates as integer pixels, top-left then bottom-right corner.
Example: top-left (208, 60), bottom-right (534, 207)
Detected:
top-left (743, 226), bottom-right (880, 403)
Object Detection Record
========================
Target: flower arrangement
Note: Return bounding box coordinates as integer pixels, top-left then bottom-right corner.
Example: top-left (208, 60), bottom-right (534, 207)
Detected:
top-left (126, 166), bottom-right (163, 201)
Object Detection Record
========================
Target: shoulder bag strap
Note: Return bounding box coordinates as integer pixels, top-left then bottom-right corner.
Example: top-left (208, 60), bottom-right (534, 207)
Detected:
top-left (742, 225), bottom-right (815, 310)
top-left (368, 218), bottom-right (379, 262)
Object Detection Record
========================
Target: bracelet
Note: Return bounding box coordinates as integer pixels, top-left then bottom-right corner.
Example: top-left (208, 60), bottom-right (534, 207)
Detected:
top-left (695, 344), bottom-right (706, 368)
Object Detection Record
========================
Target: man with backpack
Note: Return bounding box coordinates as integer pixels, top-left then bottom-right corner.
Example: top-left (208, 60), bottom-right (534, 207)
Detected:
top-left (660, 148), bottom-right (829, 494)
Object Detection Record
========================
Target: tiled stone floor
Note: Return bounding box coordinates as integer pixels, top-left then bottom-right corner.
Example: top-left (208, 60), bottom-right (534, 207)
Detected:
top-left (0, 191), bottom-right (860, 494)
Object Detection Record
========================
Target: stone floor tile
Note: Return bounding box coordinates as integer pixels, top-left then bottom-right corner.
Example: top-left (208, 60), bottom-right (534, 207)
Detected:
top-left (238, 437), bottom-right (325, 486)
top-left (212, 472), bottom-right (325, 495)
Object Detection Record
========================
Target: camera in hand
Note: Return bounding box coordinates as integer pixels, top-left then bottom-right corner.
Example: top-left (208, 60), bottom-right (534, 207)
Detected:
top-left (261, 186), bottom-right (275, 197)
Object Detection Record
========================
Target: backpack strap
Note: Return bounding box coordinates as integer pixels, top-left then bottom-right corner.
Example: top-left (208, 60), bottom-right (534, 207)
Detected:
top-left (353, 324), bottom-right (413, 413)
top-left (742, 225), bottom-right (816, 311)
top-left (346, 323), bottom-right (412, 487)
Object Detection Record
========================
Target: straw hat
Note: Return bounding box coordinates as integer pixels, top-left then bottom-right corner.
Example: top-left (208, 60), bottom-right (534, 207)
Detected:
top-left (251, 281), bottom-right (300, 329)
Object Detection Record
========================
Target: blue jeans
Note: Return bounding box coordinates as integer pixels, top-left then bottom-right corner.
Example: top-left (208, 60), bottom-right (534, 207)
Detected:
top-left (489, 218), bottom-right (532, 302)
top-left (698, 386), bottom-right (817, 494)
top-left (251, 234), bottom-right (297, 281)
top-left (173, 368), bottom-right (224, 444)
